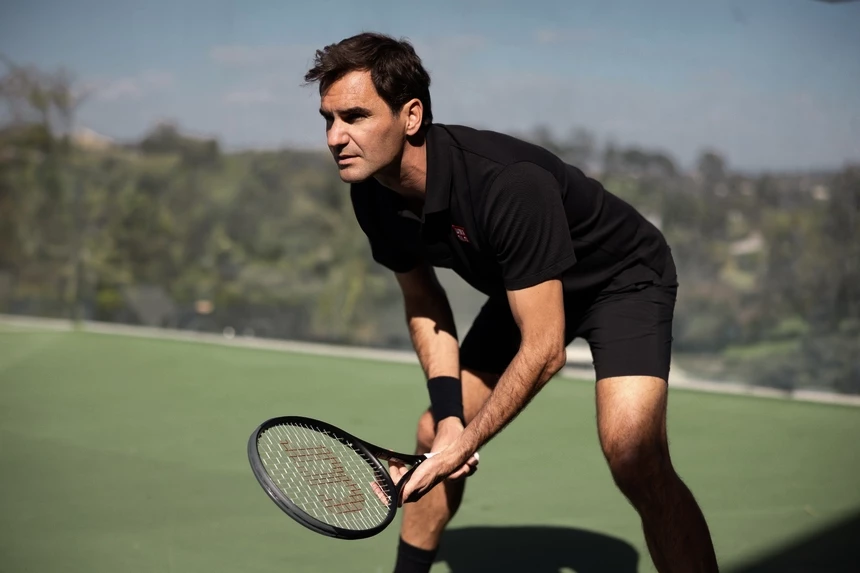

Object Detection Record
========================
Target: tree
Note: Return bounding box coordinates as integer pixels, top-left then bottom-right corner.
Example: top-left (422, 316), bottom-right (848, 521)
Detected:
top-left (697, 150), bottom-right (727, 186)
top-left (0, 54), bottom-right (86, 151)
top-left (0, 55), bottom-right (90, 320)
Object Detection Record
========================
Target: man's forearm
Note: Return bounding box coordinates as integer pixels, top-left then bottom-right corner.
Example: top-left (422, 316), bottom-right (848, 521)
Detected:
top-left (403, 287), bottom-right (459, 380)
top-left (458, 344), bottom-right (564, 453)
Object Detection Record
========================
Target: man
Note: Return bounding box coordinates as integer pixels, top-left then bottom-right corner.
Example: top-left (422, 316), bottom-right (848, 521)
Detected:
top-left (304, 32), bottom-right (719, 573)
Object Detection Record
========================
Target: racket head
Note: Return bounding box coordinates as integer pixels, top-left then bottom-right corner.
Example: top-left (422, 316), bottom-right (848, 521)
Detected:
top-left (247, 415), bottom-right (421, 540)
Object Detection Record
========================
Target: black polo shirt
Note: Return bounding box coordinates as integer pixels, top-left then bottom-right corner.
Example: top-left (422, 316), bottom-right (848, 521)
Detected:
top-left (350, 123), bottom-right (670, 298)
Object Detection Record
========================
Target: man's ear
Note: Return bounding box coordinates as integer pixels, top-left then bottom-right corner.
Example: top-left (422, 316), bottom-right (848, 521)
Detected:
top-left (404, 98), bottom-right (424, 136)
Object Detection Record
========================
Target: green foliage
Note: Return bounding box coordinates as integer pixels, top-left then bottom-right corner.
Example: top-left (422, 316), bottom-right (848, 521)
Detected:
top-left (1, 111), bottom-right (399, 343)
top-left (1, 60), bottom-right (858, 392)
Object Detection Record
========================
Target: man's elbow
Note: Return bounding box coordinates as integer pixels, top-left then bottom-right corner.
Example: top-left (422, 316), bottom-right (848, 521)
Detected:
top-left (520, 329), bottom-right (567, 381)
top-left (544, 346), bottom-right (567, 378)
top-left (527, 341), bottom-right (566, 383)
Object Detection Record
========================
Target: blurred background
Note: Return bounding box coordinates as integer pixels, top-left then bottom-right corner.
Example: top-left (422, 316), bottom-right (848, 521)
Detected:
top-left (2, 2), bottom-right (860, 572)
top-left (1, 0), bottom-right (858, 393)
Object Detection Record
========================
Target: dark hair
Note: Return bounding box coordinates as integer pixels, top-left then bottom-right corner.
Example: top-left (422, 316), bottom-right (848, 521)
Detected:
top-left (304, 32), bottom-right (433, 125)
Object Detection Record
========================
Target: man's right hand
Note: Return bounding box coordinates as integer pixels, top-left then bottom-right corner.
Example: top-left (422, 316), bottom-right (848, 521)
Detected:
top-left (430, 416), bottom-right (480, 481)
top-left (389, 417), bottom-right (479, 488)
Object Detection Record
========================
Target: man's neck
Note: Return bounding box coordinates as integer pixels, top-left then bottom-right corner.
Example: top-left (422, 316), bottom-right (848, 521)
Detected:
top-left (374, 138), bottom-right (427, 203)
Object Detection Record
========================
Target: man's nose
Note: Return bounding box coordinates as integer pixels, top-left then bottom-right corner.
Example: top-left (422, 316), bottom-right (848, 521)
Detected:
top-left (327, 122), bottom-right (349, 149)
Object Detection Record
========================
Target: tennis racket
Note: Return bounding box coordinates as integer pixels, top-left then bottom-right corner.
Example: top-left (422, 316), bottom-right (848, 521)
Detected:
top-left (247, 415), bottom-right (431, 540)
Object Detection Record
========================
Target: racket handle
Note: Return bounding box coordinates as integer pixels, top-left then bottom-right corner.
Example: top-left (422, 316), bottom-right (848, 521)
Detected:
top-left (422, 451), bottom-right (479, 460)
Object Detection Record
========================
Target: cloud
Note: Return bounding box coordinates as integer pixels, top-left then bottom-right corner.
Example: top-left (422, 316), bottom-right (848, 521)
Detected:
top-left (427, 69), bottom-right (859, 170)
top-left (210, 35), bottom-right (488, 72)
top-left (96, 78), bottom-right (142, 101)
top-left (223, 88), bottom-right (278, 105)
top-left (410, 34), bottom-right (487, 70)
top-left (210, 44), bottom-right (320, 109)
top-left (416, 34), bottom-right (486, 53)
top-left (533, 28), bottom-right (596, 46)
top-left (210, 35), bottom-right (489, 129)
top-left (79, 36), bottom-right (858, 171)
top-left (203, 40), bottom-right (857, 169)
top-left (86, 70), bottom-right (174, 102)
top-left (210, 44), bottom-right (317, 68)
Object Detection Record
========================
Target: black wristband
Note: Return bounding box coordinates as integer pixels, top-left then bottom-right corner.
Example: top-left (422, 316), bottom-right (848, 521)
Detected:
top-left (427, 376), bottom-right (465, 425)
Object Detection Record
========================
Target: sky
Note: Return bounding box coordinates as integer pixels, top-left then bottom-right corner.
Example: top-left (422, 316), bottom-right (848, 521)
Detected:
top-left (1, 0), bottom-right (859, 172)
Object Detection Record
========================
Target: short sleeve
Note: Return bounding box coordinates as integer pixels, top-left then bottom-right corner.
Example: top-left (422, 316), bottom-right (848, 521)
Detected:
top-left (483, 162), bottom-right (577, 290)
top-left (350, 183), bottom-right (422, 273)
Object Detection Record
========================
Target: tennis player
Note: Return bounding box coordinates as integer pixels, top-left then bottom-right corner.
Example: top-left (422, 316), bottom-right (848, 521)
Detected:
top-left (304, 32), bottom-right (719, 573)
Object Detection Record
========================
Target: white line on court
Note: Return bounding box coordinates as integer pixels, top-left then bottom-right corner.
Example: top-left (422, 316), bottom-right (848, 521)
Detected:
top-left (2, 314), bottom-right (859, 408)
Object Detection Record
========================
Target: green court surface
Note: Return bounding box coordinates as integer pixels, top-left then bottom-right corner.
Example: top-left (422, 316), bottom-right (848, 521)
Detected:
top-left (1, 326), bottom-right (859, 572)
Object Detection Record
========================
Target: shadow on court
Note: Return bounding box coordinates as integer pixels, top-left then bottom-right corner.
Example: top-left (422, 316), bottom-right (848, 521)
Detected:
top-left (435, 525), bottom-right (639, 572)
top-left (729, 510), bottom-right (860, 573)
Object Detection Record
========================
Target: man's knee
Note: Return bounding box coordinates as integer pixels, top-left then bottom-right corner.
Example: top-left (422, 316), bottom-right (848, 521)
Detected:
top-left (415, 409), bottom-right (436, 453)
top-left (460, 368), bottom-right (497, 421)
top-left (602, 434), bottom-right (672, 501)
top-left (596, 376), bottom-right (674, 501)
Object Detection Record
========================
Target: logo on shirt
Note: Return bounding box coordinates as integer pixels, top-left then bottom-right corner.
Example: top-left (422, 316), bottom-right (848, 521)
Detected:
top-left (452, 225), bottom-right (470, 243)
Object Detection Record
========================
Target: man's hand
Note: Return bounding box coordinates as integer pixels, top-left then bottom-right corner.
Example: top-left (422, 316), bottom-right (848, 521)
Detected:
top-left (388, 418), bottom-right (479, 504)
top-left (430, 417), bottom-right (480, 481)
top-left (397, 440), bottom-right (479, 506)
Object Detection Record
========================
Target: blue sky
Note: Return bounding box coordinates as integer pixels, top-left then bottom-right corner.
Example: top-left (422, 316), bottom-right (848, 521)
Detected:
top-left (1, 0), bottom-right (858, 171)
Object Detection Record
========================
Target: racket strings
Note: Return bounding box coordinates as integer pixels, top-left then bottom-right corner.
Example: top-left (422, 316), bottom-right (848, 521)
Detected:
top-left (258, 422), bottom-right (393, 531)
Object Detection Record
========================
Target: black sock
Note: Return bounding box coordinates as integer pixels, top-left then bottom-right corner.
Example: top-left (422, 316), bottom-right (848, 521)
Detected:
top-left (393, 537), bottom-right (438, 573)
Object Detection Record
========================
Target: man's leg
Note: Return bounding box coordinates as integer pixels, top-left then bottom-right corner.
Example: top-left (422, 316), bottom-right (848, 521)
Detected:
top-left (393, 368), bottom-right (496, 573)
top-left (596, 375), bottom-right (719, 573)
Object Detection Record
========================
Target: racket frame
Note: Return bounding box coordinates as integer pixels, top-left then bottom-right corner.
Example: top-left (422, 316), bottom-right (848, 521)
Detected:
top-left (247, 415), bottom-right (425, 540)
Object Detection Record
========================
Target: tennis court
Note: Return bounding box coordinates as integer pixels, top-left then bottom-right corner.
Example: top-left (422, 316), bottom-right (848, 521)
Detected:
top-left (1, 324), bottom-right (858, 572)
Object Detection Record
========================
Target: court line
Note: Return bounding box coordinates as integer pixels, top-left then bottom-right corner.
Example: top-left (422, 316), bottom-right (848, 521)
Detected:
top-left (1, 314), bottom-right (858, 408)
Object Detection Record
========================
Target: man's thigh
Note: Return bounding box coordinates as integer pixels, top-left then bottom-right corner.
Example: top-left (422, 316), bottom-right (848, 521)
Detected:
top-left (577, 278), bottom-right (678, 383)
top-left (461, 368), bottom-right (496, 422)
top-left (458, 296), bottom-right (522, 378)
top-left (577, 270), bottom-right (678, 452)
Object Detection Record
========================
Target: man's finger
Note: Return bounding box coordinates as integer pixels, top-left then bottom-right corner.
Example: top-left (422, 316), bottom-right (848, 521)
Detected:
top-left (448, 462), bottom-right (478, 481)
top-left (448, 466), bottom-right (467, 480)
top-left (446, 454), bottom-right (480, 481)
top-left (399, 482), bottom-right (413, 507)
top-left (388, 460), bottom-right (409, 485)
top-left (370, 481), bottom-right (390, 505)
top-left (401, 482), bottom-right (431, 506)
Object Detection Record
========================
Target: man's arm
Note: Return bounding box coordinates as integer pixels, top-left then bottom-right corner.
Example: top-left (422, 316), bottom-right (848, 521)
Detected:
top-left (456, 277), bottom-right (567, 454)
top-left (390, 263), bottom-right (481, 484)
top-left (395, 263), bottom-right (460, 382)
top-left (398, 277), bottom-right (566, 502)
top-left (395, 264), bottom-right (469, 432)
top-left (453, 163), bottom-right (572, 451)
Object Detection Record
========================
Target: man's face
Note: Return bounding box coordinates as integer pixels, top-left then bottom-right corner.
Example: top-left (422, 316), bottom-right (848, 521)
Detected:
top-left (319, 70), bottom-right (408, 183)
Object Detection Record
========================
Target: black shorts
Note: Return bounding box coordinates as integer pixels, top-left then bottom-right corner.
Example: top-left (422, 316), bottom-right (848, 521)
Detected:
top-left (459, 252), bottom-right (679, 382)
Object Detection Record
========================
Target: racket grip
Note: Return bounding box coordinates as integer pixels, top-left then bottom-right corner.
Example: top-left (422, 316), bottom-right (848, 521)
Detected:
top-left (422, 451), bottom-right (480, 460)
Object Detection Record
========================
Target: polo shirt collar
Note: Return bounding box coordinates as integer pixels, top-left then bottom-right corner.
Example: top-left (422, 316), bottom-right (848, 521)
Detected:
top-left (423, 123), bottom-right (452, 216)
